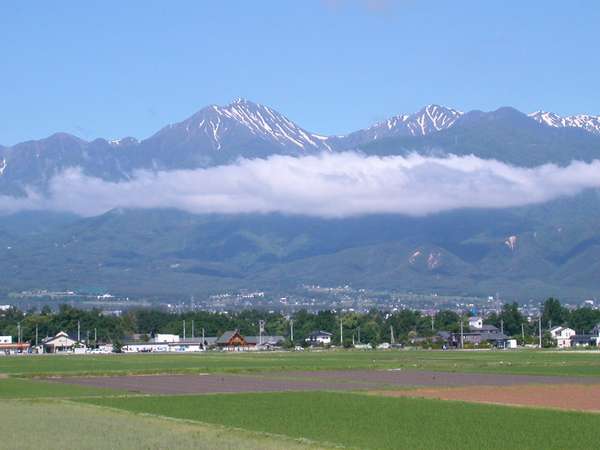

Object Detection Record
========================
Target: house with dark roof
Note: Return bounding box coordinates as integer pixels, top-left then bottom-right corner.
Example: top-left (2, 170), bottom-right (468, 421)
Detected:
top-left (216, 330), bottom-right (284, 351)
top-left (440, 324), bottom-right (508, 348)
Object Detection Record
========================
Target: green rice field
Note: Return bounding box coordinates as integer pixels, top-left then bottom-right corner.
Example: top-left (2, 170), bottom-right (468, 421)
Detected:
top-left (81, 391), bottom-right (600, 450)
top-left (2, 349), bottom-right (600, 377)
top-left (3, 350), bottom-right (600, 449)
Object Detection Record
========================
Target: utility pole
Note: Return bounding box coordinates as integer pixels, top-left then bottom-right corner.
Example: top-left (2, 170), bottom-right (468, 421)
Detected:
top-left (191, 320), bottom-right (195, 339)
top-left (290, 319), bottom-right (294, 344)
top-left (340, 317), bottom-right (343, 346)
top-left (460, 317), bottom-right (464, 349)
top-left (183, 320), bottom-right (186, 339)
top-left (35, 324), bottom-right (38, 347)
top-left (202, 328), bottom-right (205, 349)
top-left (94, 328), bottom-right (97, 344)
top-left (259, 320), bottom-right (265, 346)
top-left (500, 318), bottom-right (504, 335)
top-left (431, 315), bottom-right (435, 332)
top-left (390, 326), bottom-right (395, 344)
top-left (521, 323), bottom-right (525, 345)
top-left (538, 316), bottom-right (542, 348)
top-left (77, 320), bottom-right (81, 342)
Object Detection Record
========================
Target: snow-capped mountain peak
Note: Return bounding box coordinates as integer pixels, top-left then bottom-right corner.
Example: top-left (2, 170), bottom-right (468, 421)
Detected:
top-left (407, 104), bottom-right (463, 136)
top-left (171, 98), bottom-right (331, 152)
top-left (366, 104), bottom-right (463, 138)
top-left (330, 104), bottom-right (463, 150)
top-left (529, 110), bottom-right (600, 135)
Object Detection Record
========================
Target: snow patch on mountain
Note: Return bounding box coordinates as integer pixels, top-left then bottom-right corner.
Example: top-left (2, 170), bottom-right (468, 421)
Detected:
top-left (427, 251), bottom-right (442, 269)
top-left (0, 158), bottom-right (6, 176)
top-left (529, 111), bottom-right (600, 135)
top-left (505, 235), bottom-right (517, 251)
top-left (109, 137), bottom-right (138, 147)
top-left (408, 250), bottom-right (421, 264)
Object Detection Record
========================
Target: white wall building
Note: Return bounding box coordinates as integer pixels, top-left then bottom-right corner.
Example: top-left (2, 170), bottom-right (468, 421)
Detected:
top-left (154, 334), bottom-right (180, 343)
top-left (42, 331), bottom-right (82, 353)
top-left (468, 317), bottom-right (483, 330)
top-left (549, 326), bottom-right (576, 348)
top-left (306, 330), bottom-right (333, 346)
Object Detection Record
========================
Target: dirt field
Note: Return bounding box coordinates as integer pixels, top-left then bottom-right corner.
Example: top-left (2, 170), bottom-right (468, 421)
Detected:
top-left (371, 384), bottom-right (600, 412)
top-left (50, 369), bottom-right (600, 395)
top-left (264, 369), bottom-right (600, 387)
top-left (52, 373), bottom-right (371, 394)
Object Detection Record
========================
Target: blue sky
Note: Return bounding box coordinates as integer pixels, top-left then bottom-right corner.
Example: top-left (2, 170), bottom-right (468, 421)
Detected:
top-left (1, 0), bottom-right (599, 145)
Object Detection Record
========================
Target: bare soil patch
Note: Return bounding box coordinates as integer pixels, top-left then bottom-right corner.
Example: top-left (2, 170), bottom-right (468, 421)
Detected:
top-left (49, 370), bottom-right (600, 395)
top-left (51, 373), bottom-right (371, 394)
top-left (264, 369), bottom-right (600, 387)
top-left (372, 384), bottom-right (600, 412)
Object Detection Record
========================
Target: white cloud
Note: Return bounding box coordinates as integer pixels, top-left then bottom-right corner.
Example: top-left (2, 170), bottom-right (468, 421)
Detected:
top-left (1, 152), bottom-right (600, 218)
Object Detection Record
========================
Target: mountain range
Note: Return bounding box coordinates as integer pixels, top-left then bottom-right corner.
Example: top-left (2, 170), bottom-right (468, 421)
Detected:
top-left (2, 99), bottom-right (600, 301)
top-left (3, 99), bottom-right (600, 195)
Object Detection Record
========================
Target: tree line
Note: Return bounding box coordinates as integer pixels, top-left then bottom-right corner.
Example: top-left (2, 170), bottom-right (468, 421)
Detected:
top-left (1, 298), bottom-right (599, 347)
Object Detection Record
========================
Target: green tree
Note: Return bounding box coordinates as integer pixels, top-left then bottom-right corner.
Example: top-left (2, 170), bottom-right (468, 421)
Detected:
top-left (542, 298), bottom-right (568, 328)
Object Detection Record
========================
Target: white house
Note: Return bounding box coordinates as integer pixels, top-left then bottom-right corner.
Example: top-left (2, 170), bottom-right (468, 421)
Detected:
top-left (154, 334), bottom-right (180, 343)
top-left (549, 326), bottom-right (576, 348)
top-left (42, 331), bottom-right (82, 353)
top-left (468, 317), bottom-right (483, 330)
top-left (305, 330), bottom-right (333, 346)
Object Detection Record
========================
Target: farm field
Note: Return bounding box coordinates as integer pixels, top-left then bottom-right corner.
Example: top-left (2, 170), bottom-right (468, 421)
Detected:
top-left (3, 350), bottom-right (600, 449)
top-left (81, 391), bottom-right (600, 450)
top-left (2, 349), bottom-right (600, 377)
top-left (2, 399), bottom-right (323, 450)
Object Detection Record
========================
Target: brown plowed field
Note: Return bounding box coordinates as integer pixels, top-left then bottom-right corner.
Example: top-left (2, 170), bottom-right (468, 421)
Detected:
top-left (371, 384), bottom-right (600, 412)
top-left (52, 373), bottom-right (372, 394)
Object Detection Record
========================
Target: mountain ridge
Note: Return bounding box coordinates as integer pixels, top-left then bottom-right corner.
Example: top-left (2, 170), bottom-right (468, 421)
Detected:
top-left (2, 99), bottom-right (600, 196)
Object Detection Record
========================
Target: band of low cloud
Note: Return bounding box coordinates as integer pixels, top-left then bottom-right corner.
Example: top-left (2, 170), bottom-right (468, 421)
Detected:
top-left (1, 152), bottom-right (600, 217)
